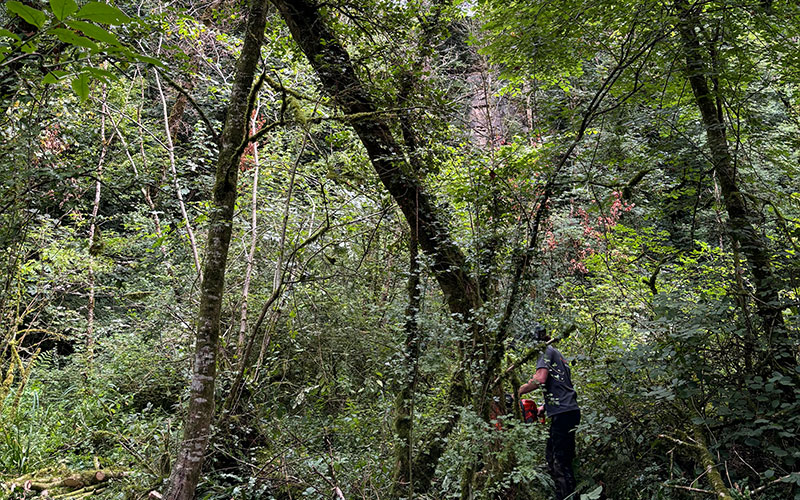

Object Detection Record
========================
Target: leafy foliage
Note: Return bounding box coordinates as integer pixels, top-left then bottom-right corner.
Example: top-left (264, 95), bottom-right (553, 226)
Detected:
top-left (0, 0), bottom-right (798, 499)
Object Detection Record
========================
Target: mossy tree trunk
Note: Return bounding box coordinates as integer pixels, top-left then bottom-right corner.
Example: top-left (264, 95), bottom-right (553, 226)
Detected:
top-left (675, 0), bottom-right (791, 371)
top-left (270, 0), bottom-right (482, 494)
top-left (391, 236), bottom-right (421, 498)
top-left (163, 1), bottom-right (268, 499)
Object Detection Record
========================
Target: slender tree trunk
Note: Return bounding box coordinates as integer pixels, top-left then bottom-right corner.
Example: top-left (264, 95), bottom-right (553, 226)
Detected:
top-left (87, 87), bottom-right (111, 363)
top-left (237, 104), bottom-right (262, 358)
top-left (136, 75), bottom-right (169, 260)
top-left (675, 0), bottom-right (790, 369)
top-left (103, 105), bottom-right (171, 265)
top-left (155, 70), bottom-right (203, 280)
top-left (391, 235), bottom-right (421, 498)
top-left (221, 129), bottom-right (312, 417)
top-left (164, 1), bottom-right (268, 498)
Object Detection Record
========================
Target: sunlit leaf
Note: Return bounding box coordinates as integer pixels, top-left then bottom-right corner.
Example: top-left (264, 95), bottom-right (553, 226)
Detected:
top-left (76, 2), bottom-right (131, 25)
top-left (64, 20), bottom-right (121, 46)
top-left (85, 66), bottom-right (118, 82)
top-left (132, 53), bottom-right (165, 67)
top-left (0, 28), bottom-right (22, 42)
top-left (71, 73), bottom-right (90, 101)
top-left (42, 70), bottom-right (69, 84)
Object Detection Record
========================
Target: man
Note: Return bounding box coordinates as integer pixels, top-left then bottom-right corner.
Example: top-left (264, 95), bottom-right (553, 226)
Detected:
top-left (519, 324), bottom-right (580, 500)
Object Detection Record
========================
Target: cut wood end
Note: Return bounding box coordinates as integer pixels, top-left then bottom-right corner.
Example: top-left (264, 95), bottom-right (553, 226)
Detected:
top-left (149, 490), bottom-right (163, 499)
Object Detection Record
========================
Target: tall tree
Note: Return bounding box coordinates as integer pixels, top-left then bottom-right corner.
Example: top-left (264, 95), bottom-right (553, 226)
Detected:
top-left (164, 0), bottom-right (269, 498)
top-left (674, 0), bottom-right (792, 370)
top-left (269, 0), bottom-right (484, 492)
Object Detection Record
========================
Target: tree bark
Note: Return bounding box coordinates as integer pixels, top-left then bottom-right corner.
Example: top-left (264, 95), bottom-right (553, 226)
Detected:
top-left (163, 1), bottom-right (268, 498)
top-left (675, 0), bottom-right (790, 369)
top-left (691, 425), bottom-right (734, 500)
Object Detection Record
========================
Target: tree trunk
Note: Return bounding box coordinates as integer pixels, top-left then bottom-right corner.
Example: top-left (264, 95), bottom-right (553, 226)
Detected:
top-left (675, 0), bottom-right (791, 369)
top-left (270, 0), bottom-right (481, 320)
top-left (163, 1), bottom-right (268, 498)
top-left (692, 424), bottom-right (734, 500)
top-left (270, 0), bottom-right (480, 493)
top-left (87, 86), bottom-right (111, 363)
top-left (155, 70), bottom-right (203, 280)
top-left (391, 235), bottom-right (421, 498)
top-left (237, 104), bottom-right (262, 359)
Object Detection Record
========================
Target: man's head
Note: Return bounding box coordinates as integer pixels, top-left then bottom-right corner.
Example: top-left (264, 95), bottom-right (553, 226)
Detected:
top-left (533, 324), bottom-right (550, 342)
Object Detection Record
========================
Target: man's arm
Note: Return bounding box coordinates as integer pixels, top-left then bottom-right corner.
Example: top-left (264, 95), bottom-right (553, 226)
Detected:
top-left (518, 367), bottom-right (548, 395)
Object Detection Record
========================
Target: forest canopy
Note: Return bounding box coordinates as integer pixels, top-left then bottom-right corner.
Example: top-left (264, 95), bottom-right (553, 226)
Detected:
top-left (0, 0), bottom-right (798, 499)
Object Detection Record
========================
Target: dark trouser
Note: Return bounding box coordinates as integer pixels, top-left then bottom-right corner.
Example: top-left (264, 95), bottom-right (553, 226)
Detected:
top-left (545, 409), bottom-right (580, 500)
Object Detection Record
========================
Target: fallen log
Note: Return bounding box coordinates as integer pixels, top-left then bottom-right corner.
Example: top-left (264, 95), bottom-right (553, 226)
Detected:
top-left (6, 469), bottom-right (126, 494)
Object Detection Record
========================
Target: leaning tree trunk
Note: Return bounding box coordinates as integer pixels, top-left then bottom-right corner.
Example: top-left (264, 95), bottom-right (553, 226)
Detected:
top-left (164, 1), bottom-right (268, 498)
top-left (155, 70), bottom-right (203, 279)
top-left (675, 0), bottom-right (791, 370)
top-left (270, 0), bottom-right (482, 493)
top-left (269, 0), bottom-right (480, 317)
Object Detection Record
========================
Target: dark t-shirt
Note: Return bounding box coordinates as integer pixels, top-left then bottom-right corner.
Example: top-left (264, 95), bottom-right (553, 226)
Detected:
top-left (536, 345), bottom-right (579, 416)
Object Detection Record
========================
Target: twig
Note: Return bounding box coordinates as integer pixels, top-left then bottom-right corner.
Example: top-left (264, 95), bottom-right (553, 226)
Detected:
top-left (752, 474), bottom-right (795, 494)
top-left (663, 483), bottom-right (715, 495)
top-left (263, 73), bottom-right (316, 102)
top-left (658, 433), bottom-right (700, 450)
top-left (248, 108), bottom-right (414, 144)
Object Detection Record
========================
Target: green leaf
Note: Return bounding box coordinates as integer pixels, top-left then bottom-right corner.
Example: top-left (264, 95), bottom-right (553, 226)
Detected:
top-left (132, 53), bottom-right (165, 67)
top-left (42, 70), bottom-right (69, 84)
top-left (49, 0), bottom-right (78, 21)
top-left (50, 28), bottom-right (98, 50)
top-left (71, 73), bottom-right (90, 101)
top-left (0, 28), bottom-right (22, 42)
top-left (64, 20), bottom-right (120, 46)
top-left (6, 1), bottom-right (48, 29)
top-left (85, 66), bottom-right (117, 82)
top-left (76, 2), bottom-right (131, 25)
top-left (765, 469), bottom-right (775, 478)
top-left (580, 486), bottom-right (604, 500)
